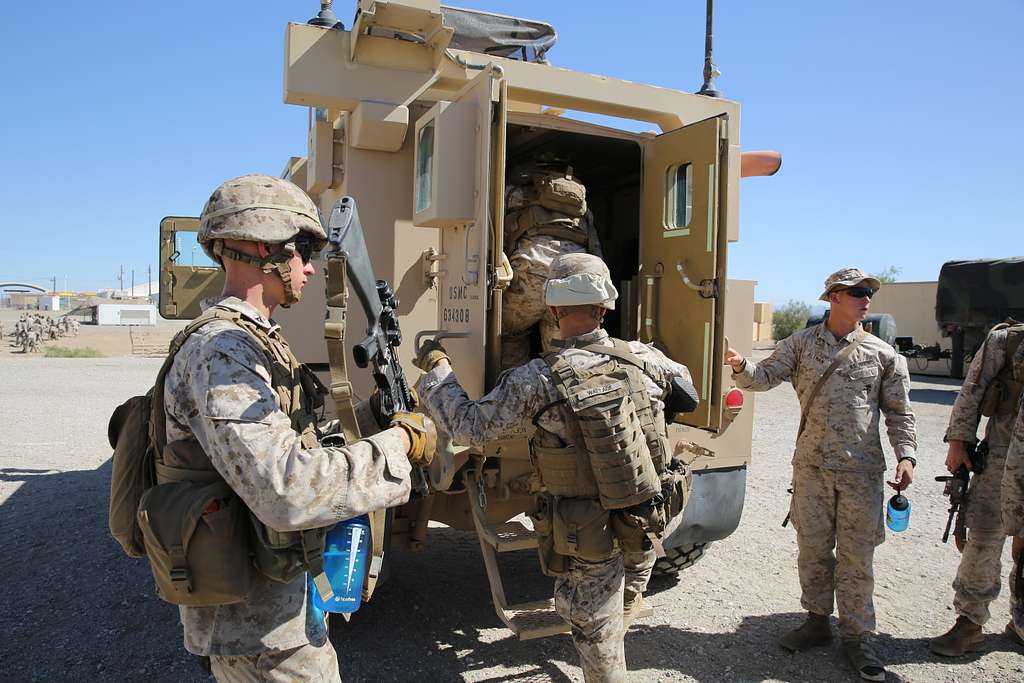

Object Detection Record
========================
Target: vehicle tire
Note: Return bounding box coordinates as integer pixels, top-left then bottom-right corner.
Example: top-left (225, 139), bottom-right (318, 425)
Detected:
top-left (652, 542), bottom-right (710, 577)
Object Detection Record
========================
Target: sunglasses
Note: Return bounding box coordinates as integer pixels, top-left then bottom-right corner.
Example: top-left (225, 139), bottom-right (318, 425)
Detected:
top-left (293, 235), bottom-right (317, 265)
top-left (839, 286), bottom-right (876, 299)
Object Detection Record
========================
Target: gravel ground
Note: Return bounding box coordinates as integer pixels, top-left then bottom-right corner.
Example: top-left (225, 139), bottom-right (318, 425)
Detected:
top-left (1, 349), bottom-right (1021, 682)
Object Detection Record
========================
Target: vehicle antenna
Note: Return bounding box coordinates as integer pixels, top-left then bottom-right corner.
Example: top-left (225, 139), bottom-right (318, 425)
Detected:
top-left (696, 0), bottom-right (721, 97)
top-left (308, 0), bottom-right (343, 30)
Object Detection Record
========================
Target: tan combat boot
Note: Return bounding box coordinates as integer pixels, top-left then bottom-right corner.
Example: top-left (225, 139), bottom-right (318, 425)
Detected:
top-left (929, 616), bottom-right (984, 657)
top-left (623, 591), bottom-right (644, 629)
top-left (779, 612), bottom-right (832, 652)
top-left (841, 637), bottom-right (885, 682)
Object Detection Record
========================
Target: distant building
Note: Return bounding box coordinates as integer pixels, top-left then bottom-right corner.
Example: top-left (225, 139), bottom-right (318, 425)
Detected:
top-left (93, 304), bottom-right (158, 326)
top-left (869, 281), bottom-right (950, 376)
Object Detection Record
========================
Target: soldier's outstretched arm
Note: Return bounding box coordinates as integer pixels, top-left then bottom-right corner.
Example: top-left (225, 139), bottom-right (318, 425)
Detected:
top-left (416, 358), bottom-right (553, 448)
top-left (170, 330), bottom-right (413, 533)
top-left (729, 333), bottom-right (801, 392)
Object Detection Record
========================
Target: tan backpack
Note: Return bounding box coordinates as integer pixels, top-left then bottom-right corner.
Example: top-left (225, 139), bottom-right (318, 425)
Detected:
top-left (107, 316), bottom-right (221, 558)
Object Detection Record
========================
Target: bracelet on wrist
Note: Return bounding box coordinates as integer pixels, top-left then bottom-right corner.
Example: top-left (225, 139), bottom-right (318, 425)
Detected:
top-left (898, 456), bottom-right (916, 468)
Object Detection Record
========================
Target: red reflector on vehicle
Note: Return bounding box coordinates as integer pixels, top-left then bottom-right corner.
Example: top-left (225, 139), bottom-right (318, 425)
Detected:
top-left (725, 388), bottom-right (744, 409)
top-left (204, 500), bottom-right (221, 514)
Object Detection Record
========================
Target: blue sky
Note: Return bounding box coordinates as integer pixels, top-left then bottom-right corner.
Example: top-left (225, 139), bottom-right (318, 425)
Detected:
top-left (1, 1), bottom-right (1020, 304)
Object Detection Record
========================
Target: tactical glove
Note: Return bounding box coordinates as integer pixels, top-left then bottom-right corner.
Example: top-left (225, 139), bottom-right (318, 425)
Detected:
top-left (369, 387), bottom-right (419, 429)
top-left (415, 339), bottom-right (450, 372)
top-left (391, 411), bottom-right (437, 467)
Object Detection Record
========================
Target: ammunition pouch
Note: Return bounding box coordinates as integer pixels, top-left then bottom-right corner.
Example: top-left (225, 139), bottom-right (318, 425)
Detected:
top-left (553, 497), bottom-right (616, 562)
top-left (531, 443), bottom-right (600, 498)
top-left (660, 463), bottom-right (690, 536)
top-left (249, 524), bottom-right (327, 585)
top-left (611, 502), bottom-right (664, 554)
top-left (981, 377), bottom-right (1023, 417)
top-left (530, 494), bottom-right (567, 576)
top-left (137, 480), bottom-right (253, 606)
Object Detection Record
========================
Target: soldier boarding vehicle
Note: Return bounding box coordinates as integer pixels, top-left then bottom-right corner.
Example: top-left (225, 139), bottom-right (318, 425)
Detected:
top-left (158, 0), bottom-right (781, 640)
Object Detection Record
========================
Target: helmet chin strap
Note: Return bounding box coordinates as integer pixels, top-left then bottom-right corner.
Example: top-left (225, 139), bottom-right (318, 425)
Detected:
top-left (214, 240), bottom-right (301, 307)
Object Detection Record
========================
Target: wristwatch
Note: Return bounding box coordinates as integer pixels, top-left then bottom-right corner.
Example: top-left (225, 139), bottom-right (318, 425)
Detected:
top-left (898, 456), bottom-right (917, 468)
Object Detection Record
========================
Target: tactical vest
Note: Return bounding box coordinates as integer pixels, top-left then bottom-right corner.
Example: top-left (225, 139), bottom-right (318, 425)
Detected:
top-left (140, 305), bottom-right (329, 606)
top-left (533, 339), bottom-right (666, 509)
top-left (505, 169), bottom-right (591, 249)
top-left (980, 320), bottom-right (1024, 417)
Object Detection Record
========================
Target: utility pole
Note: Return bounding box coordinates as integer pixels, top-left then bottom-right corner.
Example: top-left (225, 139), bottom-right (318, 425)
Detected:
top-left (52, 275), bottom-right (56, 294)
top-left (148, 265), bottom-right (152, 298)
top-left (131, 269), bottom-right (135, 297)
top-left (118, 265), bottom-right (124, 295)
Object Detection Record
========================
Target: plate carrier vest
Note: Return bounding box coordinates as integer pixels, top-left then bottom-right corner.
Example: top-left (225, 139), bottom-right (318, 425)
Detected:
top-left (145, 305), bottom-right (330, 604)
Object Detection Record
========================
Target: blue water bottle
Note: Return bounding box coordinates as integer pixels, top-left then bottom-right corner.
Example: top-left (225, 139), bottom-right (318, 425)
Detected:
top-left (311, 514), bottom-right (371, 613)
top-left (886, 493), bottom-right (910, 532)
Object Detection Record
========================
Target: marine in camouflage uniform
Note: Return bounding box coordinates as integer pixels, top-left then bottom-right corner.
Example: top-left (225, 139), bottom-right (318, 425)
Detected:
top-left (162, 175), bottom-right (435, 682)
top-left (726, 268), bottom-right (916, 682)
top-left (1002, 367), bottom-right (1024, 647)
top-left (930, 325), bottom-right (1024, 655)
top-left (418, 253), bottom-right (690, 682)
top-left (501, 165), bottom-right (603, 370)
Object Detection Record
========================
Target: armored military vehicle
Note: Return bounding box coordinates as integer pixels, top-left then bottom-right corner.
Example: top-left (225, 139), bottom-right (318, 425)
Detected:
top-left (158, 1), bottom-right (779, 639)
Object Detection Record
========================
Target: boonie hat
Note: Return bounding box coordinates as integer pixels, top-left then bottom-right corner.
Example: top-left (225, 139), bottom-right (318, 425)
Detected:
top-left (819, 267), bottom-right (882, 301)
top-left (544, 253), bottom-right (618, 309)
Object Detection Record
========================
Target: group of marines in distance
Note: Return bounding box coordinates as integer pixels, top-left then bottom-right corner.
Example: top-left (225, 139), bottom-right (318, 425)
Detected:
top-left (113, 171), bottom-right (1023, 683)
top-left (4, 313), bottom-right (77, 353)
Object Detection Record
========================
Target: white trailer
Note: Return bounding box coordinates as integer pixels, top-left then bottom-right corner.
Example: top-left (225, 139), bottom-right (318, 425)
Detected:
top-left (94, 304), bottom-right (157, 326)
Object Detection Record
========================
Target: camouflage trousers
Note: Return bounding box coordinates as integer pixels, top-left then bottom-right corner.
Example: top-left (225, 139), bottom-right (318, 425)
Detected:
top-left (623, 549), bottom-right (657, 602)
top-left (554, 555), bottom-right (627, 683)
top-left (789, 465), bottom-right (885, 638)
top-left (1011, 551), bottom-right (1024, 639)
top-left (210, 641), bottom-right (341, 683)
top-left (1003, 438), bottom-right (1024, 538)
top-left (953, 450), bottom-right (1008, 625)
top-left (500, 267), bottom-right (560, 371)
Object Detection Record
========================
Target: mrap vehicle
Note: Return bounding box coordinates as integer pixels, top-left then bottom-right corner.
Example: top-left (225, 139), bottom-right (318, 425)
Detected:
top-left (158, 0), bottom-right (779, 640)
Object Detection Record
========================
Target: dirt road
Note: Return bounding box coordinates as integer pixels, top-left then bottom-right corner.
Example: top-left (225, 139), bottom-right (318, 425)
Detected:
top-left (0, 350), bottom-right (1021, 682)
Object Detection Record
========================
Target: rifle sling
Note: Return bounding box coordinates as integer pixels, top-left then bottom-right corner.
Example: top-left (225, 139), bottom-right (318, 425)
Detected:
top-left (323, 253), bottom-right (387, 601)
top-left (797, 330), bottom-right (868, 438)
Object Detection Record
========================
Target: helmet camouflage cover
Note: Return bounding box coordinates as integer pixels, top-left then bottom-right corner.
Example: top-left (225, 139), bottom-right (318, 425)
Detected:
top-left (197, 174), bottom-right (327, 306)
top-left (197, 174), bottom-right (326, 263)
top-left (544, 253), bottom-right (618, 309)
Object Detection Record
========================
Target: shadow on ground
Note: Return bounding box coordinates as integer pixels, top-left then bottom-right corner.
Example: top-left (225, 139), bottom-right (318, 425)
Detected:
top-left (909, 388), bottom-right (958, 406)
top-left (5, 465), bottom-right (1010, 682)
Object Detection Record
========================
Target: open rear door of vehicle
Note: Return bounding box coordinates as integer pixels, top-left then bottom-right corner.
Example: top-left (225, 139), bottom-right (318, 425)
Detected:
top-left (159, 216), bottom-right (224, 320)
top-left (640, 115), bottom-right (730, 431)
top-left (413, 66), bottom-right (506, 398)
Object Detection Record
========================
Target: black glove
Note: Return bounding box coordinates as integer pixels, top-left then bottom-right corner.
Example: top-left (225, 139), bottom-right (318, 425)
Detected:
top-left (665, 376), bottom-right (699, 422)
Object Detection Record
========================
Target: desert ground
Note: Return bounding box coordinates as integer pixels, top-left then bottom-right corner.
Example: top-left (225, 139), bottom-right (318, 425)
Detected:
top-left (1, 325), bottom-right (1021, 682)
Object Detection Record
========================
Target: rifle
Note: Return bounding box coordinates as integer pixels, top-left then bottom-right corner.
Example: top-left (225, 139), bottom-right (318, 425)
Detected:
top-left (324, 196), bottom-right (429, 498)
top-left (935, 440), bottom-right (988, 545)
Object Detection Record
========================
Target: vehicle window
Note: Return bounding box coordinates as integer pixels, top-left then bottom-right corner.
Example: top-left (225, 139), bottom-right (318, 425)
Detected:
top-left (174, 231), bottom-right (218, 269)
top-left (665, 163), bottom-right (693, 231)
top-left (415, 121), bottom-right (435, 214)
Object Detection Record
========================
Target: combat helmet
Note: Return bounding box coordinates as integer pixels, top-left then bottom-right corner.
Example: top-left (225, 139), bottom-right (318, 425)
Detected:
top-left (197, 174), bottom-right (327, 305)
top-left (544, 253), bottom-right (618, 309)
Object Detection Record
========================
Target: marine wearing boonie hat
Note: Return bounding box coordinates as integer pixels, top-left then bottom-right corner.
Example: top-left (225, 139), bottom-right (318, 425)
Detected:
top-left (819, 267), bottom-right (882, 301)
top-left (544, 253), bottom-right (618, 309)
